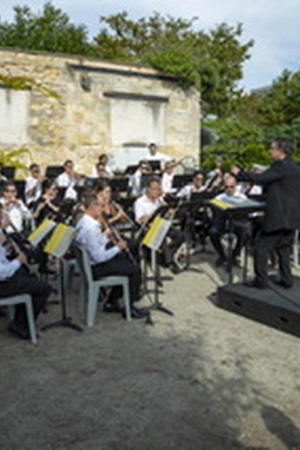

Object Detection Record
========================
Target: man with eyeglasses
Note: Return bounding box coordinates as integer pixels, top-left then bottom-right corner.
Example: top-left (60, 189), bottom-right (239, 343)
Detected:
top-left (208, 175), bottom-right (252, 267)
top-left (0, 181), bottom-right (32, 238)
top-left (232, 137), bottom-right (300, 288)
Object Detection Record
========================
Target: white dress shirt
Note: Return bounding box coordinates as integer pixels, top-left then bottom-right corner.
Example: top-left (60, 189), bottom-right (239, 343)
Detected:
top-left (129, 170), bottom-right (143, 197)
top-left (177, 184), bottom-right (206, 200)
top-left (56, 172), bottom-right (78, 200)
top-left (25, 176), bottom-right (42, 205)
top-left (161, 172), bottom-right (175, 194)
top-left (76, 214), bottom-right (120, 264)
top-left (145, 151), bottom-right (172, 162)
top-left (0, 243), bottom-right (21, 281)
top-left (134, 195), bottom-right (163, 223)
top-left (0, 198), bottom-right (31, 233)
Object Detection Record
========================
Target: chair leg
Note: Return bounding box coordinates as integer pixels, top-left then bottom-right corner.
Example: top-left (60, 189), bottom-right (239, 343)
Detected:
top-left (123, 281), bottom-right (131, 322)
top-left (25, 299), bottom-right (37, 344)
top-left (87, 286), bottom-right (98, 327)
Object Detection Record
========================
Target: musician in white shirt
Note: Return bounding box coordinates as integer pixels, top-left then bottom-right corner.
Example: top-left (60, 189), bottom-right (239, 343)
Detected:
top-left (145, 143), bottom-right (172, 164)
top-left (25, 163), bottom-right (44, 208)
top-left (129, 160), bottom-right (151, 198)
top-left (208, 176), bottom-right (251, 267)
top-left (177, 171), bottom-right (206, 200)
top-left (56, 159), bottom-right (78, 200)
top-left (76, 192), bottom-right (146, 318)
top-left (161, 161), bottom-right (176, 195)
top-left (0, 230), bottom-right (51, 340)
top-left (0, 181), bottom-right (32, 235)
top-left (134, 177), bottom-right (184, 273)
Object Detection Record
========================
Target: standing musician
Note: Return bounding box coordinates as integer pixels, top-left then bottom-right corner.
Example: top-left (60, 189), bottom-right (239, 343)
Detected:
top-left (75, 192), bottom-right (147, 318)
top-left (0, 181), bottom-right (32, 238)
top-left (232, 137), bottom-right (300, 289)
top-left (145, 143), bottom-right (173, 166)
top-left (25, 163), bottom-right (44, 209)
top-left (208, 175), bottom-right (252, 267)
top-left (0, 211), bottom-right (52, 340)
top-left (134, 177), bottom-right (185, 274)
top-left (56, 159), bottom-right (79, 200)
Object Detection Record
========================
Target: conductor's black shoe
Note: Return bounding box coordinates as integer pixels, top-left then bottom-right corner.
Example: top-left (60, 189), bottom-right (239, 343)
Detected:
top-left (8, 322), bottom-right (29, 340)
top-left (273, 280), bottom-right (293, 289)
top-left (244, 279), bottom-right (268, 289)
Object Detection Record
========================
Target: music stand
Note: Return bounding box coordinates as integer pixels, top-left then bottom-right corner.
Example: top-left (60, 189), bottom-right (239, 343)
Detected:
top-left (41, 223), bottom-right (83, 333)
top-left (45, 165), bottom-right (65, 179)
top-left (148, 160), bottom-right (161, 172)
top-left (141, 215), bottom-right (174, 316)
top-left (109, 177), bottom-right (129, 193)
top-left (2, 166), bottom-right (16, 180)
top-left (124, 164), bottom-right (138, 175)
top-left (172, 174), bottom-right (194, 190)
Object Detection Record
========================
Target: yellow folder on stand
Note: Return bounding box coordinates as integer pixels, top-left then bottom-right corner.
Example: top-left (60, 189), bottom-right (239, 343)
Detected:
top-left (44, 223), bottom-right (76, 258)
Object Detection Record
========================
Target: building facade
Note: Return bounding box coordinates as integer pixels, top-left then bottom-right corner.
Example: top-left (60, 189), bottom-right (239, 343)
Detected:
top-left (0, 48), bottom-right (200, 173)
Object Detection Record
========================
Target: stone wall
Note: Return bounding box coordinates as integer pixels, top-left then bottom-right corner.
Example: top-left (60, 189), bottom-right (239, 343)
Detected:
top-left (0, 48), bottom-right (200, 173)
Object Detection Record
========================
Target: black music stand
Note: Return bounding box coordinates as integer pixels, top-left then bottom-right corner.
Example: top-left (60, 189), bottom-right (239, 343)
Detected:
top-left (109, 177), bottom-right (129, 194)
top-left (45, 165), bottom-right (64, 179)
top-left (41, 224), bottom-right (83, 333)
top-left (2, 166), bottom-right (16, 180)
top-left (148, 160), bottom-right (161, 172)
top-left (141, 218), bottom-right (174, 317)
top-left (172, 174), bottom-right (194, 190)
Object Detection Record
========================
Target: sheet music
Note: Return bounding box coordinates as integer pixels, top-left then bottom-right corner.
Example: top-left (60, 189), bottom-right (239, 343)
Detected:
top-left (27, 219), bottom-right (56, 247)
top-left (44, 223), bottom-right (76, 258)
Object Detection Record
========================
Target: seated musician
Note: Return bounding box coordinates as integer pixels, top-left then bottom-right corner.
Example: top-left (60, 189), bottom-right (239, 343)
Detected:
top-left (145, 143), bottom-right (172, 167)
top-left (0, 219), bottom-right (52, 340)
top-left (134, 177), bottom-right (185, 274)
top-left (177, 171), bottom-right (208, 246)
top-left (32, 180), bottom-right (60, 225)
top-left (94, 162), bottom-right (111, 179)
top-left (161, 161), bottom-right (176, 196)
top-left (208, 175), bottom-right (252, 267)
top-left (177, 171), bottom-right (206, 200)
top-left (129, 160), bottom-right (151, 197)
top-left (25, 163), bottom-right (44, 209)
top-left (56, 159), bottom-right (78, 200)
top-left (0, 181), bottom-right (32, 240)
top-left (92, 154), bottom-right (114, 178)
top-left (95, 180), bottom-right (127, 226)
top-left (75, 192), bottom-right (147, 318)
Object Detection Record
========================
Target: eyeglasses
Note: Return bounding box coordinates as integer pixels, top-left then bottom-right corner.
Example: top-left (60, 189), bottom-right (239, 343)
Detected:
top-left (5, 189), bottom-right (17, 193)
top-left (225, 185), bottom-right (235, 189)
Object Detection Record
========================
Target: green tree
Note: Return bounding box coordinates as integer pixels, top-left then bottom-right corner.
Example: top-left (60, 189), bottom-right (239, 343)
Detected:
top-left (0, 2), bottom-right (93, 55)
top-left (94, 12), bottom-right (253, 116)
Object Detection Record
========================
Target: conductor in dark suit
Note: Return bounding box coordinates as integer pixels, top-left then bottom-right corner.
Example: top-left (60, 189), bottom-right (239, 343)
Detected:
top-left (231, 137), bottom-right (300, 288)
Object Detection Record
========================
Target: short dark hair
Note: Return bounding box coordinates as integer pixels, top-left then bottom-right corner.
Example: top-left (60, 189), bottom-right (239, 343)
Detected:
top-left (272, 137), bottom-right (293, 156)
top-left (82, 192), bottom-right (98, 209)
top-left (146, 176), bottom-right (161, 188)
top-left (94, 179), bottom-right (109, 193)
top-left (64, 159), bottom-right (73, 167)
top-left (29, 163), bottom-right (39, 171)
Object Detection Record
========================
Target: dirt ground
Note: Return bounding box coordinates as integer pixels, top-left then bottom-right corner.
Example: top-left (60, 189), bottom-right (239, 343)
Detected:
top-left (1, 249), bottom-right (300, 450)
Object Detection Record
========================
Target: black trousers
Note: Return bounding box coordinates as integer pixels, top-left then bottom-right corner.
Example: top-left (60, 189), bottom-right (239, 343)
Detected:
top-left (208, 220), bottom-right (252, 260)
top-left (253, 229), bottom-right (295, 285)
top-left (163, 227), bottom-right (185, 265)
top-left (92, 252), bottom-right (141, 305)
top-left (0, 266), bottom-right (52, 329)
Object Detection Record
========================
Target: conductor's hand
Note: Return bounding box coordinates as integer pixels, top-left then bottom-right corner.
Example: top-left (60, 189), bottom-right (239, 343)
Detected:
top-left (117, 240), bottom-right (128, 250)
top-left (17, 252), bottom-right (28, 265)
top-left (231, 166), bottom-right (241, 176)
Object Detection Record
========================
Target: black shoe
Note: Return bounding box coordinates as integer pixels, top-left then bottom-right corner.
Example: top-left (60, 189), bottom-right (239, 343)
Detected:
top-left (215, 257), bottom-right (227, 267)
top-left (103, 302), bottom-right (122, 313)
top-left (244, 279), bottom-right (268, 289)
top-left (273, 280), bottom-right (293, 289)
top-left (122, 307), bottom-right (149, 319)
top-left (168, 262), bottom-right (181, 274)
top-left (8, 322), bottom-right (29, 340)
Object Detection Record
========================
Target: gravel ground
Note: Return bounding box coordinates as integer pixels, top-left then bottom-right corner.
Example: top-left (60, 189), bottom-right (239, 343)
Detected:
top-left (1, 249), bottom-right (300, 450)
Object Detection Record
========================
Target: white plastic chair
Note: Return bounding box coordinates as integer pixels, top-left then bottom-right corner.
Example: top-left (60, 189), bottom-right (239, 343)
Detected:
top-left (0, 294), bottom-right (37, 344)
top-left (73, 243), bottom-right (131, 326)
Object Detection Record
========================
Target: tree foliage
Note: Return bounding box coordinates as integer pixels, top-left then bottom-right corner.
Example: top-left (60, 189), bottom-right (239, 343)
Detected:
top-left (0, 2), bottom-right (92, 55)
top-left (94, 13), bottom-right (253, 115)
